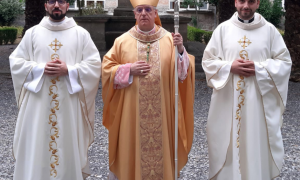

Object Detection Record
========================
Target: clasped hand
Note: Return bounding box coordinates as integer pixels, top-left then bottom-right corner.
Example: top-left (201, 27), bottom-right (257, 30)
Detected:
top-left (231, 59), bottom-right (255, 77)
top-left (44, 59), bottom-right (68, 77)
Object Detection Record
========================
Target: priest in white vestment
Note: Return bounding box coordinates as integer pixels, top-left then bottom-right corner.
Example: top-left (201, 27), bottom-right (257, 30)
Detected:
top-left (202, 0), bottom-right (292, 179)
top-left (9, 1), bottom-right (101, 179)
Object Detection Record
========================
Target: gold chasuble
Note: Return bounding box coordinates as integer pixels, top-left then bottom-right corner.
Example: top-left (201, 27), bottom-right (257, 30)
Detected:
top-left (102, 26), bottom-right (195, 180)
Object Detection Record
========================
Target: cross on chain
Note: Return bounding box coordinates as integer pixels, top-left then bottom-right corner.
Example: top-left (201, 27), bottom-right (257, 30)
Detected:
top-left (238, 35), bottom-right (252, 49)
top-left (49, 38), bottom-right (63, 52)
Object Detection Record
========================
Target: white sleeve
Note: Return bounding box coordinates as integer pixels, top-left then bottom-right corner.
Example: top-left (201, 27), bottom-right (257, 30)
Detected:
top-left (129, 75), bottom-right (133, 84)
top-left (254, 62), bottom-right (274, 96)
top-left (65, 65), bottom-right (83, 94)
top-left (178, 53), bottom-right (183, 60)
top-left (24, 63), bottom-right (45, 93)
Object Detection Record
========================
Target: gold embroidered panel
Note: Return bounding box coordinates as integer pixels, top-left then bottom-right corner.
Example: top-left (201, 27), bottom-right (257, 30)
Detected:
top-left (235, 35), bottom-right (251, 172)
top-left (48, 38), bottom-right (62, 178)
top-left (138, 40), bottom-right (164, 180)
top-left (129, 26), bottom-right (167, 43)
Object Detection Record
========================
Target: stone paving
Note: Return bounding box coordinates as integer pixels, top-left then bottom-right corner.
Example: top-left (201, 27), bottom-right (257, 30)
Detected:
top-left (0, 45), bottom-right (15, 73)
top-left (0, 44), bottom-right (300, 179)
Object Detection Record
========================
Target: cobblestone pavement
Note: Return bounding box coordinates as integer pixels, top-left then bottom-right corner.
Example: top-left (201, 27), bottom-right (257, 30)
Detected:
top-left (0, 73), bottom-right (299, 180)
top-left (0, 45), bottom-right (15, 73)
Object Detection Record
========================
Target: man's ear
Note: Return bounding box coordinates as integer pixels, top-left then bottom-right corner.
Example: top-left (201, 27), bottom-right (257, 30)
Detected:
top-left (44, 3), bottom-right (48, 11)
top-left (66, 3), bottom-right (70, 11)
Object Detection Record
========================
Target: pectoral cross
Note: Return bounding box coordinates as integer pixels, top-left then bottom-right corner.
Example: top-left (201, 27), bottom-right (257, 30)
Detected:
top-left (146, 43), bottom-right (150, 62)
top-left (49, 38), bottom-right (63, 52)
top-left (238, 35), bottom-right (252, 49)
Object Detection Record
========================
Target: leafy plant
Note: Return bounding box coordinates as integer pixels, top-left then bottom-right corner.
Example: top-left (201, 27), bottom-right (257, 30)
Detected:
top-left (191, 16), bottom-right (198, 27)
top-left (0, 27), bottom-right (18, 45)
top-left (1, 26), bottom-right (23, 37)
top-left (277, 28), bottom-right (284, 36)
top-left (187, 25), bottom-right (212, 44)
top-left (182, 0), bottom-right (206, 28)
top-left (82, 4), bottom-right (104, 16)
top-left (68, 0), bottom-right (76, 5)
top-left (0, 0), bottom-right (24, 26)
top-left (269, 0), bottom-right (284, 27)
top-left (257, 0), bottom-right (284, 27)
top-left (76, 0), bottom-right (84, 16)
top-left (204, 0), bottom-right (218, 6)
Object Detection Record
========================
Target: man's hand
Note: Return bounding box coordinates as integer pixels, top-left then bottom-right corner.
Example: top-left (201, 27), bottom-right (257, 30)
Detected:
top-left (130, 61), bottom-right (151, 76)
top-left (231, 59), bottom-right (255, 77)
top-left (44, 59), bottom-right (68, 77)
top-left (172, 33), bottom-right (184, 54)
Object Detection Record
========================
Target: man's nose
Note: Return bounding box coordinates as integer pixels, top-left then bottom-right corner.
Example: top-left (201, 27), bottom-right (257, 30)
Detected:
top-left (244, 2), bottom-right (249, 8)
top-left (54, 1), bottom-right (59, 7)
top-left (141, 8), bottom-right (147, 15)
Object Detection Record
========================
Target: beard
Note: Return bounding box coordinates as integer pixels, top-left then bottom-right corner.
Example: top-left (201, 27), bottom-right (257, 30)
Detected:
top-left (49, 9), bottom-right (66, 21)
top-left (238, 9), bottom-right (255, 20)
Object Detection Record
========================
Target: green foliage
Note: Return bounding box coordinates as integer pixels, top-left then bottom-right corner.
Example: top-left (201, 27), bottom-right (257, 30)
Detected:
top-left (203, 31), bottom-right (213, 44)
top-left (257, 0), bottom-right (284, 27)
top-left (270, 0), bottom-right (284, 27)
top-left (0, 0), bottom-right (24, 26)
top-left (1, 25), bottom-right (23, 37)
top-left (182, 0), bottom-right (204, 9)
top-left (81, 4), bottom-right (104, 16)
top-left (187, 26), bottom-right (212, 44)
top-left (68, 0), bottom-right (76, 5)
top-left (0, 27), bottom-right (18, 45)
top-left (277, 28), bottom-right (284, 36)
top-left (203, 0), bottom-right (218, 6)
top-left (191, 16), bottom-right (198, 27)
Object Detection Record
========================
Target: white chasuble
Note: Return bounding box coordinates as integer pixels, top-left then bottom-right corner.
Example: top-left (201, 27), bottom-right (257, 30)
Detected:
top-left (10, 17), bottom-right (101, 180)
top-left (202, 13), bottom-right (292, 180)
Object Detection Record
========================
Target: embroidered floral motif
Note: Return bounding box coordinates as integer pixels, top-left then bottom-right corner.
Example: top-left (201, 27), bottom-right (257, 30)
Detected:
top-left (48, 39), bottom-right (62, 178)
top-left (138, 40), bottom-right (164, 180)
top-left (128, 26), bottom-right (167, 43)
top-left (236, 35), bottom-right (251, 172)
top-left (49, 77), bottom-right (60, 177)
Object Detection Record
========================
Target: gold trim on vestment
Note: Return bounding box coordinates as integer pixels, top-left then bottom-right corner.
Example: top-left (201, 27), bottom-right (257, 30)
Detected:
top-left (235, 35), bottom-right (251, 173)
top-left (210, 77), bottom-right (234, 180)
top-left (128, 26), bottom-right (167, 43)
top-left (260, 96), bottom-right (281, 174)
top-left (138, 39), bottom-right (164, 179)
top-left (76, 69), bottom-right (97, 171)
top-left (17, 66), bottom-right (33, 110)
top-left (49, 76), bottom-right (60, 177)
top-left (12, 65), bottom-right (34, 160)
top-left (262, 67), bottom-right (285, 113)
top-left (48, 38), bottom-right (63, 177)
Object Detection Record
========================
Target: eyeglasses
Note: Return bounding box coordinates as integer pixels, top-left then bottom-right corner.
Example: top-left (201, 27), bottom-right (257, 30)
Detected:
top-left (47, 0), bottom-right (67, 5)
top-left (134, 6), bottom-right (154, 14)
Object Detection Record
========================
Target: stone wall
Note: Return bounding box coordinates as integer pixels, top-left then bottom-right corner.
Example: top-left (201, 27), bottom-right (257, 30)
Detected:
top-left (11, 1), bottom-right (216, 31)
top-left (170, 10), bottom-right (215, 31)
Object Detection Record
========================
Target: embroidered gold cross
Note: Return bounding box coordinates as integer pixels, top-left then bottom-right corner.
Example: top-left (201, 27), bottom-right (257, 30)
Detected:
top-left (238, 35), bottom-right (251, 49)
top-left (146, 43), bottom-right (150, 62)
top-left (49, 39), bottom-right (63, 52)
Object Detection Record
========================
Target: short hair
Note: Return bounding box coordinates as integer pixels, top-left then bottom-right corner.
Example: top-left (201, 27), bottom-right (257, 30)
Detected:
top-left (45, 0), bottom-right (70, 3)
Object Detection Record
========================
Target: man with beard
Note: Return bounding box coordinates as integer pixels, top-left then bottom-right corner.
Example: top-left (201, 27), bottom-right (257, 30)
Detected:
top-left (202, 0), bottom-right (291, 179)
top-left (9, 0), bottom-right (101, 179)
top-left (102, 0), bottom-right (195, 179)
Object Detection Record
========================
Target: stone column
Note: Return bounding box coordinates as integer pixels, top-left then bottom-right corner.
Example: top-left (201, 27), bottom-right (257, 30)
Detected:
top-left (114, 0), bottom-right (134, 16)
